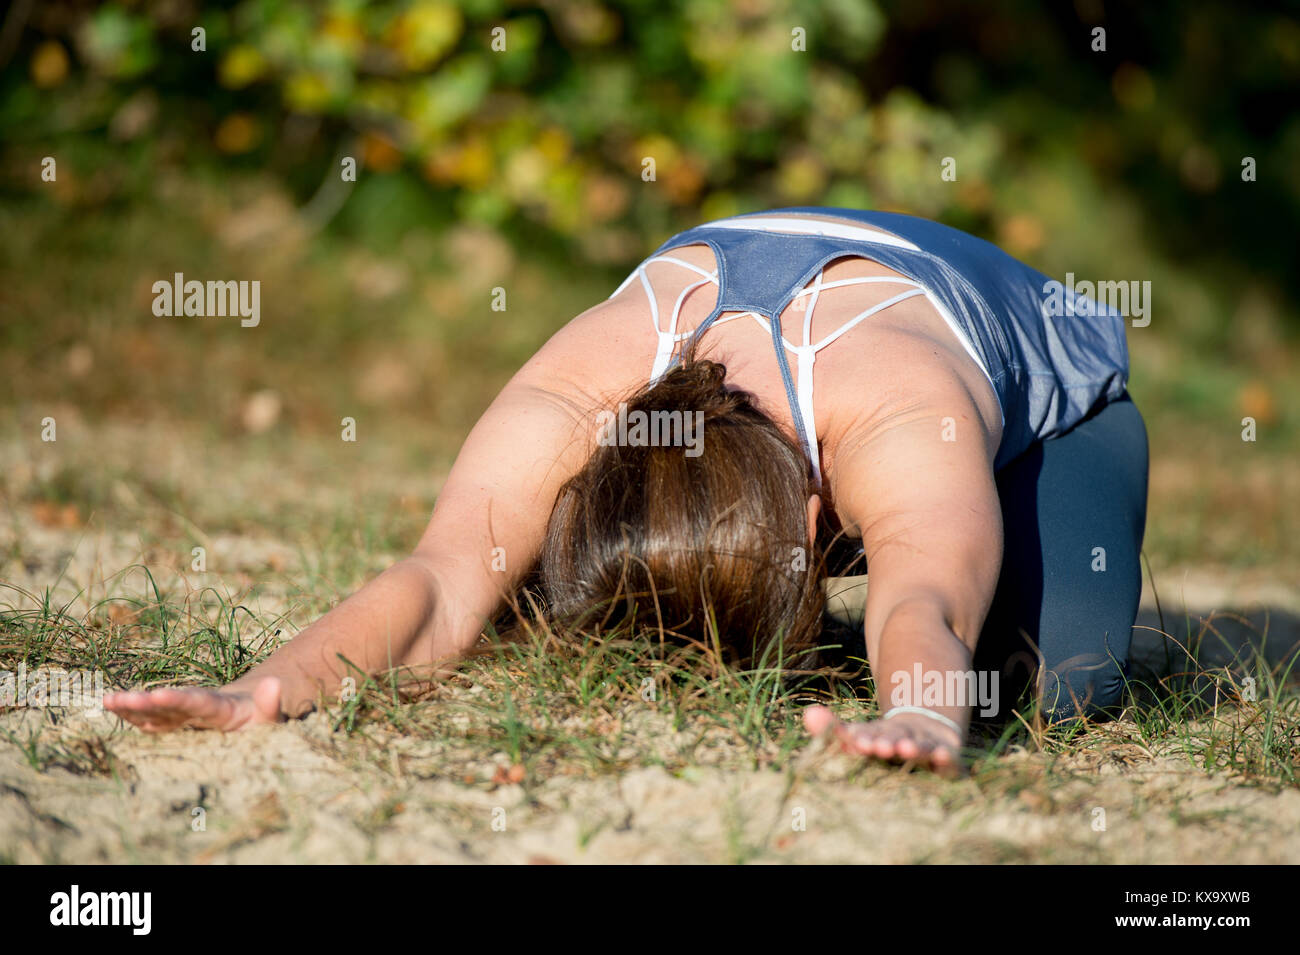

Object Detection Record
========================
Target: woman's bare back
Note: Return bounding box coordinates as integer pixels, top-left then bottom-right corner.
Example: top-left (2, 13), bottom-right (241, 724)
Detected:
top-left (578, 211), bottom-right (1005, 528)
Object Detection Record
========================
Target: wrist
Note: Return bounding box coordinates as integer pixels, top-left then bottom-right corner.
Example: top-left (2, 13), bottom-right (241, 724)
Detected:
top-left (405, 553), bottom-right (494, 657)
top-left (881, 705), bottom-right (965, 741)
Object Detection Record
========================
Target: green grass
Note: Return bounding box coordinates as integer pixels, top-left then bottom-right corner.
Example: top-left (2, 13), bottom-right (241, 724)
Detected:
top-left (2, 563), bottom-right (1295, 789)
top-left (1, 166), bottom-right (1298, 862)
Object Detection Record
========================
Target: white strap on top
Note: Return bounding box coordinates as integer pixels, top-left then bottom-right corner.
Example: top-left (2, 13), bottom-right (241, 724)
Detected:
top-left (619, 255), bottom-right (926, 485)
top-left (638, 255), bottom-right (719, 381)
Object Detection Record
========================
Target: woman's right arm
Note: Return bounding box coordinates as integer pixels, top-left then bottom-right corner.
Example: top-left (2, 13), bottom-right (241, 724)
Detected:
top-left (106, 296), bottom-right (652, 731)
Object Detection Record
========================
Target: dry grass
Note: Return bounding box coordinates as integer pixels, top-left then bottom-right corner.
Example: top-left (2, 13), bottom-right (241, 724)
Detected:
top-left (0, 423), bottom-right (1297, 864)
top-left (1, 172), bottom-right (1297, 862)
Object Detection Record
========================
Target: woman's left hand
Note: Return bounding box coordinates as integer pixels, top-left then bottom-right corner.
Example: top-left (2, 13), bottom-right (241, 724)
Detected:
top-left (803, 704), bottom-right (964, 776)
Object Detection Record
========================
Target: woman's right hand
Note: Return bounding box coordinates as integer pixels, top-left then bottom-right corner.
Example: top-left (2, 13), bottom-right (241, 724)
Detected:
top-left (104, 677), bottom-right (284, 733)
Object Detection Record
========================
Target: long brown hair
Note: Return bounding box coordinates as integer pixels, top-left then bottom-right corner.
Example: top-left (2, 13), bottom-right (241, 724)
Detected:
top-left (539, 343), bottom-right (827, 670)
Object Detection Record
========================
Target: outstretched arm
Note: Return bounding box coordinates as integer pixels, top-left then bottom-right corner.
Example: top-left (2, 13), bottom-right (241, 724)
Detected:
top-left (805, 354), bottom-right (1003, 773)
top-left (107, 297), bottom-right (649, 731)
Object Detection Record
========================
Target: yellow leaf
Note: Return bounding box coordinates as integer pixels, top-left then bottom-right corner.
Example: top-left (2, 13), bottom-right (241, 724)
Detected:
top-left (31, 40), bottom-right (70, 89)
top-left (390, 1), bottom-right (463, 71)
top-left (219, 45), bottom-right (265, 89)
top-left (214, 113), bottom-right (261, 154)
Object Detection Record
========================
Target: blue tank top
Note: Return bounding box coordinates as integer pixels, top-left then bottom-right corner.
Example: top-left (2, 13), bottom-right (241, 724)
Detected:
top-left (627, 207), bottom-right (1130, 474)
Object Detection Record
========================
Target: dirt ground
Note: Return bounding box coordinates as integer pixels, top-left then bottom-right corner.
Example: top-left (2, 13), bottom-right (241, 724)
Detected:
top-left (2, 427), bottom-right (1298, 865)
top-left (3, 699), bottom-right (1299, 865)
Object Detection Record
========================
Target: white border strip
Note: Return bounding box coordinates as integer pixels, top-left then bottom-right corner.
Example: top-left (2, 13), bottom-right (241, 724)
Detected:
top-left (706, 215), bottom-right (922, 251)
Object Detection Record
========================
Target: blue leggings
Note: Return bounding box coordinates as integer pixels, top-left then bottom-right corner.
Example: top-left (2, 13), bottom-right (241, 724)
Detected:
top-left (973, 393), bottom-right (1149, 720)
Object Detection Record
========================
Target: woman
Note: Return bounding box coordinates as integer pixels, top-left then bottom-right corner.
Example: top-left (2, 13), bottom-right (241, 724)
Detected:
top-left (105, 207), bottom-right (1148, 773)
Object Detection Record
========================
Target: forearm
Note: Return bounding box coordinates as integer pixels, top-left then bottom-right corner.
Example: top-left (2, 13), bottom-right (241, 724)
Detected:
top-left (228, 556), bottom-right (482, 716)
top-left (871, 598), bottom-right (976, 737)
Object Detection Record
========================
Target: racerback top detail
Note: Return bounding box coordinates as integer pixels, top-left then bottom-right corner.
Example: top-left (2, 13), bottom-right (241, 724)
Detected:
top-left (609, 207), bottom-right (1130, 481)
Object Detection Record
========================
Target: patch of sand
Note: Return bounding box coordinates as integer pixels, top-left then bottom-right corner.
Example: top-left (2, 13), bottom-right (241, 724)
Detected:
top-left (2, 702), bottom-right (1297, 864)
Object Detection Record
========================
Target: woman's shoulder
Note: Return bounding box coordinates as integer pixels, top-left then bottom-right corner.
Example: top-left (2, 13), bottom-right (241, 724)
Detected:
top-left (516, 291), bottom-right (663, 404)
top-left (816, 291), bottom-right (1005, 473)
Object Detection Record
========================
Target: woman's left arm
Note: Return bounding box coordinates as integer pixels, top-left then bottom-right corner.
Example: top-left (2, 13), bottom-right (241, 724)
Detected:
top-left (805, 371), bottom-right (1003, 773)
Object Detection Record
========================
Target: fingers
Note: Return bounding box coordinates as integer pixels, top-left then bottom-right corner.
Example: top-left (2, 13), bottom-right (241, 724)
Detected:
top-left (846, 721), bottom-right (947, 763)
top-left (104, 691), bottom-right (173, 731)
top-left (104, 688), bottom-right (234, 733)
top-left (840, 721), bottom-right (920, 760)
top-left (804, 705), bottom-right (961, 773)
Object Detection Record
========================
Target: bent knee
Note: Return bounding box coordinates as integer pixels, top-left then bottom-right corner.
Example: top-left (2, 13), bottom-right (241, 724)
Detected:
top-left (1041, 653), bottom-right (1128, 720)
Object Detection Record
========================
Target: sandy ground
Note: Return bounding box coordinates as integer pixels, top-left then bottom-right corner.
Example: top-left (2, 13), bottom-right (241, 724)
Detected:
top-left (2, 411), bottom-right (1298, 867)
top-left (3, 511), bottom-right (1298, 864)
top-left (3, 696), bottom-right (1299, 864)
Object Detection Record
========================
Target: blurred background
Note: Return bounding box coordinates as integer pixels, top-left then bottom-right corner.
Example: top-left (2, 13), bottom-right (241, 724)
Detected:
top-left (1, 0), bottom-right (1297, 600)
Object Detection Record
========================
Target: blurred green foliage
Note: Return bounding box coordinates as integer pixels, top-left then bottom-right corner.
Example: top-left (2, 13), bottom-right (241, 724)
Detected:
top-left (0, 1), bottom-right (1296, 572)
top-left (4, 1), bottom-right (1297, 291)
